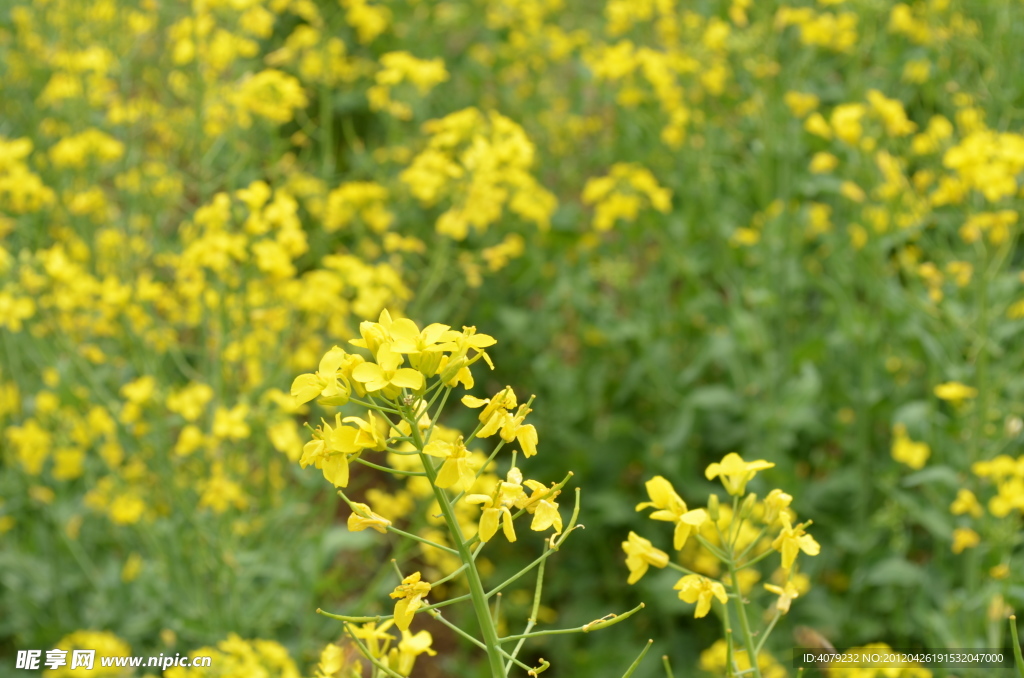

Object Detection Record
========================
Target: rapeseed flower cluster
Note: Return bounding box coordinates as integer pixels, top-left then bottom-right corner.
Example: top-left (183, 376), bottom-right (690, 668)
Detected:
top-left (293, 312), bottom-right (635, 676)
top-left (626, 454), bottom-right (819, 676)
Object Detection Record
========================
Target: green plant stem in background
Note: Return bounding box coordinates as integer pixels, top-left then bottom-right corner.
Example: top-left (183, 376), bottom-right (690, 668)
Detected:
top-left (1010, 616), bottom-right (1024, 678)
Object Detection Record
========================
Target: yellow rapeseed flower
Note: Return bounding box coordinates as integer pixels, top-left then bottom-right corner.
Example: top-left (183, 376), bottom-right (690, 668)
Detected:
top-left (635, 476), bottom-right (707, 550)
top-left (389, 572), bottom-right (431, 631)
top-left (622, 531), bottom-right (669, 584)
top-left (771, 514), bottom-right (820, 569)
top-left (934, 381), bottom-right (978, 402)
top-left (673, 574), bottom-right (728, 618)
top-left (705, 453), bottom-right (775, 496)
top-left (951, 527), bottom-right (980, 554)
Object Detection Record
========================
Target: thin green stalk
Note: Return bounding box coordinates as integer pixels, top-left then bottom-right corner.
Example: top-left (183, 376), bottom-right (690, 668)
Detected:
top-left (727, 560), bottom-right (762, 678)
top-left (343, 622), bottom-right (403, 678)
top-left (621, 639), bottom-right (654, 678)
top-left (1010, 616), bottom-right (1024, 678)
top-left (755, 608), bottom-right (781, 655)
top-left (351, 457), bottom-right (426, 477)
top-left (410, 432), bottom-right (506, 677)
top-left (505, 558), bottom-right (545, 674)
top-left (499, 603), bottom-right (645, 643)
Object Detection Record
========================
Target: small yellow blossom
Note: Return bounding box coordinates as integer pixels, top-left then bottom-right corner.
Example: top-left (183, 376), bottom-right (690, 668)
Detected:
top-left (348, 502), bottom-right (392, 534)
top-left (389, 572), bottom-right (431, 631)
top-left (423, 436), bottom-right (476, 489)
top-left (771, 514), bottom-right (820, 569)
top-left (890, 423), bottom-right (930, 470)
top-left (951, 527), bottom-right (980, 554)
top-left (466, 468), bottom-right (526, 542)
top-left (764, 580), bottom-right (800, 614)
top-left (674, 574), bottom-right (728, 618)
top-left (622, 531), bottom-right (669, 584)
top-left (934, 381), bottom-right (978, 402)
top-left (351, 344), bottom-right (425, 396)
top-left (950, 489), bottom-right (983, 518)
top-left (705, 453), bottom-right (775, 496)
top-left (635, 476), bottom-right (708, 550)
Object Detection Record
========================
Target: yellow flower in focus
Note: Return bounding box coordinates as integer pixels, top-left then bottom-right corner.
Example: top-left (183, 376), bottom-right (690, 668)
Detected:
top-left (299, 415), bottom-right (364, 488)
top-left (771, 514), bottom-right (820, 569)
top-left (466, 468), bottom-right (526, 542)
top-left (635, 476), bottom-right (707, 550)
top-left (951, 527), bottom-right (980, 554)
top-left (622, 531), bottom-right (669, 584)
top-left (673, 574), bottom-right (728, 618)
top-left (348, 502), bottom-right (392, 534)
top-left (519, 479), bottom-right (563, 535)
top-left (389, 318), bottom-right (451, 376)
top-left (423, 436), bottom-right (476, 489)
top-left (389, 572), bottom-right (431, 631)
top-left (290, 346), bottom-right (352, 406)
top-left (351, 344), bottom-right (425, 396)
top-left (934, 381), bottom-right (978, 403)
top-left (705, 452), bottom-right (775, 496)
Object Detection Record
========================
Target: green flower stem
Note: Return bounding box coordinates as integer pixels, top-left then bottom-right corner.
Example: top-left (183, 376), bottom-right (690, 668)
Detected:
top-left (348, 397), bottom-right (401, 414)
top-left (1010, 615), bottom-right (1024, 678)
top-left (721, 604), bottom-right (735, 677)
top-left (622, 640), bottom-right (654, 678)
top-left (499, 603), bottom-right (645, 643)
top-left (755, 608), bottom-right (781, 656)
top-left (694, 534), bottom-right (731, 562)
top-left (505, 558), bottom-right (546, 674)
top-left (382, 525), bottom-right (457, 554)
top-left (492, 592), bottom-right (502, 626)
top-left (351, 456), bottom-right (426, 477)
top-left (426, 608), bottom-right (488, 650)
top-left (726, 558), bottom-right (762, 678)
top-left (432, 562), bottom-right (469, 587)
top-left (342, 622), bottom-right (403, 678)
top-left (337, 490), bottom-right (456, 554)
top-left (735, 527), bottom-right (768, 563)
top-left (317, 587), bottom-right (474, 624)
top-left (734, 547), bottom-right (775, 571)
top-left (427, 609), bottom-right (538, 674)
top-left (485, 489), bottom-right (583, 598)
top-left (409, 427), bottom-right (506, 677)
top-left (350, 456), bottom-right (425, 477)
top-left (662, 655), bottom-right (675, 678)
top-left (665, 561), bottom-right (703, 577)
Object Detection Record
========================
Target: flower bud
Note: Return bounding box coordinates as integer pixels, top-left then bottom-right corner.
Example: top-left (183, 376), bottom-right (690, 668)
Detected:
top-left (439, 355), bottom-right (467, 383)
top-left (740, 492), bottom-right (758, 520)
top-left (410, 350), bottom-right (443, 378)
top-left (708, 493), bottom-right (720, 522)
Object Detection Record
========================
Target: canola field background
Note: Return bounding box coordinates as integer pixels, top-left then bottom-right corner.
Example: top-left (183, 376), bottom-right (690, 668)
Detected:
top-left (2, 0), bottom-right (1024, 675)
